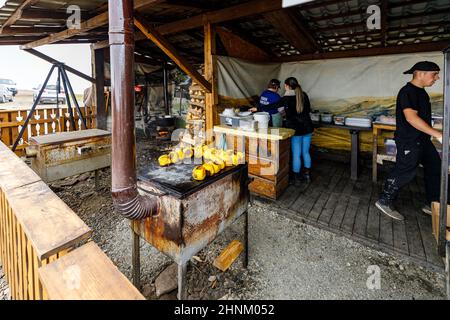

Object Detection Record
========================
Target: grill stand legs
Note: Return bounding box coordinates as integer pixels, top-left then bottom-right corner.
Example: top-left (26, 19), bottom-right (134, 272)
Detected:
top-left (130, 209), bottom-right (249, 299)
top-left (244, 210), bottom-right (249, 268)
top-left (177, 262), bottom-right (187, 300)
top-left (132, 227), bottom-right (141, 290)
top-left (95, 169), bottom-right (100, 191)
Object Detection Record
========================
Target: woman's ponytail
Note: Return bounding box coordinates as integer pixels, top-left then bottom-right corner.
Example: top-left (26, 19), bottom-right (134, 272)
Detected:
top-left (285, 77), bottom-right (304, 113)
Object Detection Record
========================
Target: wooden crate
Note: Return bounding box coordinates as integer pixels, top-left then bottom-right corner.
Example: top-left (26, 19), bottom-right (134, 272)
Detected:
top-left (431, 202), bottom-right (450, 243)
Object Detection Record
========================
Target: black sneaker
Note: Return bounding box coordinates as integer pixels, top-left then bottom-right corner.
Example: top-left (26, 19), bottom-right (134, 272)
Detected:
top-left (375, 199), bottom-right (404, 221)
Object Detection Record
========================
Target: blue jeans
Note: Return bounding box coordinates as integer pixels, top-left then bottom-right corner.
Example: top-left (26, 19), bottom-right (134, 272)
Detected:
top-left (291, 134), bottom-right (312, 173)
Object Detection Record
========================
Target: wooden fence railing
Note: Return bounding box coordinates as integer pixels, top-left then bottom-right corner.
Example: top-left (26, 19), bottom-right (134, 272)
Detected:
top-left (0, 141), bottom-right (143, 300)
top-left (0, 105), bottom-right (96, 156)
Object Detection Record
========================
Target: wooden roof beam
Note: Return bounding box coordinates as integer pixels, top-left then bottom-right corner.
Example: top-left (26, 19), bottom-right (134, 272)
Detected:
top-left (134, 15), bottom-right (212, 93)
top-left (23, 48), bottom-right (95, 82)
top-left (264, 9), bottom-right (319, 54)
top-left (134, 0), bottom-right (165, 11)
top-left (19, 0), bottom-right (163, 50)
top-left (216, 26), bottom-right (271, 62)
top-left (221, 23), bottom-right (275, 57)
top-left (164, 0), bottom-right (216, 10)
top-left (20, 8), bottom-right (91, 20)
top-left (20, 11), bottom-right (109, 49)
top-left (0, 0), bottom-right (40, 33)
top-left (0, 26), bottom-right (64, 35)
top-left (155, 0), bottom-right (282, 35)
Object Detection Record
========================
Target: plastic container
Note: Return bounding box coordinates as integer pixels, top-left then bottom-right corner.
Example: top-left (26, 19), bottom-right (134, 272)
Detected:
top-left (253, 112), bottom-right (270, 122)
top-left (345, 117), bottom-right (372, 127)
top-left (220, 114), bottom-right (253, 127)
top-left (220, 114), bottom-right (239, 127)
top-left (257, 120), bottom-right (269, 129)
top-left (239, 119), bottom-right (257, 131)
top-left (321, 112), bottom-right (333, 123)
top-left (432, 115), bottom-right (443, 129)
top-left (333, 115), bottom-right (345, 125)
top-left (310, 110), bottom-right (320, 122)
top-left (271, 112), bottom-right (283, 127)
top-left (384, 139), bottom-right (397, 156)
top-left (253, 112), bottom-right (270, 129)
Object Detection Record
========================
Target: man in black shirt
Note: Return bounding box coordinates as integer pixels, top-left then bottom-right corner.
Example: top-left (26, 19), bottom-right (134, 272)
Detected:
top-left (376, 61), bottom-right (442, 221)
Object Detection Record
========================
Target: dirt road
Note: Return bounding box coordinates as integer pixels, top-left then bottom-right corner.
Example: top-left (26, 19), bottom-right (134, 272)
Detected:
top-left (0, 90), bottom-right (82, 111)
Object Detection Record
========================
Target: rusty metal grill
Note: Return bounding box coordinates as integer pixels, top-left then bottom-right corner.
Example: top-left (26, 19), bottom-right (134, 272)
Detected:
top-left (133, 163), bottom-right (249, 299)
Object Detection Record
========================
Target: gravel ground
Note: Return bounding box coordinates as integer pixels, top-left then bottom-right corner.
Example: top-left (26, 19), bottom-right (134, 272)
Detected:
top-left (0, 136), bottom-right (447, 300)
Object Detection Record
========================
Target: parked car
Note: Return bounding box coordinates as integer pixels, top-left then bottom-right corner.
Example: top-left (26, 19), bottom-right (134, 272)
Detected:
top-left (0, 78), bottom-right (17, 96)
top-left (33, 84), bottom-right (66, 104)
top-left (0, 84), bottom-right (13, 103)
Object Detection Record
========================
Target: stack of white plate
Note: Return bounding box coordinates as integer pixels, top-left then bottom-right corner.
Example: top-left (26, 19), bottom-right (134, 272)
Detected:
top-left (222, 108), bottom-right (235, 117)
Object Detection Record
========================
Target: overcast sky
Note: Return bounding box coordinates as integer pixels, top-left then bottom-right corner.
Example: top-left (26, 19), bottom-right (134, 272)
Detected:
top-left (0, 44), bottom-right (92, 93)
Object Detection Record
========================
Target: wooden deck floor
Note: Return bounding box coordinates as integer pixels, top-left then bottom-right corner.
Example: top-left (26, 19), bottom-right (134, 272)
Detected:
top-left (254, 159), bottom-right (444, 271)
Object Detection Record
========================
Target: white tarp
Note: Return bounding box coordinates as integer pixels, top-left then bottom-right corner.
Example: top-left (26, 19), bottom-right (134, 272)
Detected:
top-left (217, 52), bottom-right (444, 151)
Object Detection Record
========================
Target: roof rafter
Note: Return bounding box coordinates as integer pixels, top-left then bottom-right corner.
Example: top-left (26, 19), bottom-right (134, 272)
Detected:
top-left (155, 0), bottom-right (282, 35)
top-left (264, 9), bottom-right (319, 54)
top-left (19, 0), bottom-right (163, 50)
top-left (0, 0), bottom-right (40, 33)
top-left (134, 14), bottom-right (212, 92)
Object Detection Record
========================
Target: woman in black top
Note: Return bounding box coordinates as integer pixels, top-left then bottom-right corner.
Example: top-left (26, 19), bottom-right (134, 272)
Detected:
top-left (277, 77), bottom-right (314, 184)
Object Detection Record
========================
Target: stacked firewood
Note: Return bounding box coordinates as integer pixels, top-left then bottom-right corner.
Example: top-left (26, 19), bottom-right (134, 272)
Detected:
top-left (182, 80), bottom-right (206, 145)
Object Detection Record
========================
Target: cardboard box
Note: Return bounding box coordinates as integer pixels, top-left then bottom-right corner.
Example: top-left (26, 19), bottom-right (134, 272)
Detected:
top-left (430, 202), bottom-right (450, 242)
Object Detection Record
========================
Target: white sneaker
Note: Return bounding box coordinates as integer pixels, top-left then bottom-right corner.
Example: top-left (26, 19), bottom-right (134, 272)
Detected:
top-left (421, 204), bottom-right (432, 216)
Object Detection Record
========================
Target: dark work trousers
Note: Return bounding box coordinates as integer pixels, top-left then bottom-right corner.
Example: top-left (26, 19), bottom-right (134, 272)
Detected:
top-left (380, 138), bottom-right (441, 204)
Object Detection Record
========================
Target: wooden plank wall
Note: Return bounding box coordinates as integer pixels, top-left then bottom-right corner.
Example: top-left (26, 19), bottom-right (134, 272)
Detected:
top-left (0, 105), bottom-right (96, 156)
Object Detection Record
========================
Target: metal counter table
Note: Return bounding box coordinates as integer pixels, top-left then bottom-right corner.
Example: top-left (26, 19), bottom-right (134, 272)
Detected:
top-left (314, 122), bottom-right (372, 180)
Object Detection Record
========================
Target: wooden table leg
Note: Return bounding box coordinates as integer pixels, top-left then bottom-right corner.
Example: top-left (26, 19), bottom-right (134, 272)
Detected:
top-left (350, 130), bottom-right (359, 180)
top-left (244, 210), bottom-right (249, 268)
top-left (177, 262), bottom-right (187, 300)
top-left (131, 226), bottom-right (141, 290)
top-left (372, 128), bottom-right (379, 183)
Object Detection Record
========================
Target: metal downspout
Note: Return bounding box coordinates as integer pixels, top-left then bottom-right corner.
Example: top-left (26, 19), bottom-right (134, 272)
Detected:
top-left (109, 0), bottom-right (159, 219)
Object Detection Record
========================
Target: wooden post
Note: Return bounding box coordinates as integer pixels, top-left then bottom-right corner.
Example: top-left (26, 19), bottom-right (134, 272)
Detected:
top-left (93, 47), bottom-right (106, 129)
top-left (204, 22), bottom-right (218, 144)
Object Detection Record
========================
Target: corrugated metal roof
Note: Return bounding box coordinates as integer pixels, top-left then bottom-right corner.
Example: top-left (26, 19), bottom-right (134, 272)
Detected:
top-left (0, 0), bottom-right (448, 64)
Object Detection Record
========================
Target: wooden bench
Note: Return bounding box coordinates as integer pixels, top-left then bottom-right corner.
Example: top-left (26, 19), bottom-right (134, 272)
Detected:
top-left (38, 242), bottom-right (145, 300)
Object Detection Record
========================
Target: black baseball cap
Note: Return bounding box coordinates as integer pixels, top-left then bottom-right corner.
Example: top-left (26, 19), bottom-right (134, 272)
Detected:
top-left (268, 79), bottom-right (280, 87)
top-left (403, 61), bottom-right (440, 74)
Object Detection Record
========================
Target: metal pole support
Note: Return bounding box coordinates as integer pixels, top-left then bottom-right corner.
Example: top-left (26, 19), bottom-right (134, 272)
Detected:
top-left (131, 225), bottom-right (141, 290)
top-left (177, 263), bottom-right (187, 300)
